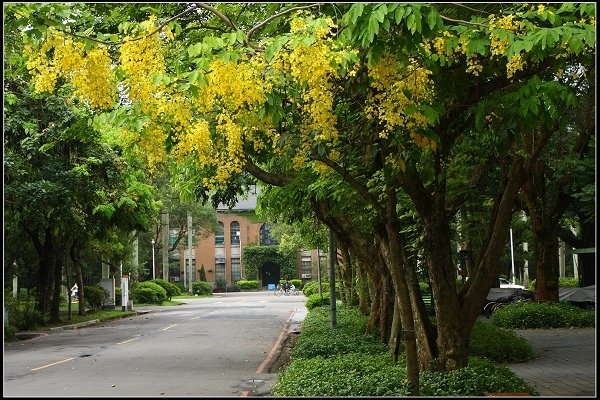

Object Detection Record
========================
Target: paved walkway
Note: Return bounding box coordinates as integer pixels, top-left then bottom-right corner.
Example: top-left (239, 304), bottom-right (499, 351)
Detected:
top-left (505, 327), bottom-right (596, 397)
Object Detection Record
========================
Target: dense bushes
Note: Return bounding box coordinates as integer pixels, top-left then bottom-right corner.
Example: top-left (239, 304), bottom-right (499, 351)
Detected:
top-left (302, 281), bottom-right (329, 296)
top-left (469, 321), bottom-right (535, 363)
top-left (149, 279), bottom-right (181, 300)
top-left (3, 289), bottom-right (44, 337)
top-left (305, 292), bottom-right (330, 310)
top-left (419, 357), bottom-right (538, 396)
top-left (273, 304), bottom-right (538, 397)
top-left (490, 301), bottom-right (595, 329)
top-left (132, 281), bottom-right (167, 305)
top-left (84, 284), bottom-right (107, 311)
top-left (237, 280), bottom-right (260, 290)
top-left (192, 281), bottom-right (213, 296)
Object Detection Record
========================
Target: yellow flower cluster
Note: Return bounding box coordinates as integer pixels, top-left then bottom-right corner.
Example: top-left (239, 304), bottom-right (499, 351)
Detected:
top-left (24, 28), bottom-right (116, 109)
top-left (71, 47), bottom-right (117, 109)
top-left (490, 35), bottom-right (509, 56)
top-left (488, 14), bottom-right (519, 31)
top-left (199, 57), bottom-right (268, 113)
top-left (366, 54), bottom-right (434, 141)
top-left (119, 31), bottom-right (166, 105)
top-left (466, 57), bottom-right (483, 76)
top-left (138, 121), bottom-right (167, 172)
top-left (506, 53), bottom-right (526, 78)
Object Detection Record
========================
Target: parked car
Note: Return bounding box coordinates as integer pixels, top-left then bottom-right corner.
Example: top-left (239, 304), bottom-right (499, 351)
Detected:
top-left (499, 277), bottom-right (526, 290)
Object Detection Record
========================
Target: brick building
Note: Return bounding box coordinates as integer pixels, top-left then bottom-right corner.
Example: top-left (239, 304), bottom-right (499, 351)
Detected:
top-left (175, 188), bottom-right (323, 288)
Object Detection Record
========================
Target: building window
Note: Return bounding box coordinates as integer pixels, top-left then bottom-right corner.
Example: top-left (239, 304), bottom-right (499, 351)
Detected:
top-left (260, 223), bottom-right (278, 245)
top-left (301, 255), bottom-right (312, 278)
top-left (230, 221), bottom-right (240, 245)
top-left (231, 257), bottom-right (241, 281)
top-left (215, 222), bottom-right (224, 245)
top-left (215, 258), bottom-right (225, 278)
top-left (185, 259), bottom-right (196, 282)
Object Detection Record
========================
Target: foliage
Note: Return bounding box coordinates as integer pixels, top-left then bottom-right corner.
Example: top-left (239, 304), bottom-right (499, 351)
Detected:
top-left (115, 287), bottom-right (122, 306)
top-left (192, 280), bottom-right (213, 295)
top-left (242, 245), bottom-right (296, 280)
top-left (419, 357), bottom-right (538, 396)
top-left (292, 305), bottom-right (387, 360)
top-left (198, 265), bottom-right (207, 281)
top-left (305, 292), bottom-right (331, 310)
top-left (236, 280), bottom-right (260, 290)
top-left (275, 304), bottom-right (537, 396)
top-left (3, 291), bottom-right (44, 331)
top-left (84, 284), bottom-right (108, 311)
top-left (273, 353), bottom-right (410, 397)
top-left (213, 276), bottom-right (227, 289)
top-left (529, 277), bottom-right (580, 290)
top-left (132, 281), bottom-right (167, 304)
top-left (302, 281), bottom-right (329, 296)
top-left (469, 321), bottom-right (535, 363)
top-left (490, 301), bottom-right (596, 329)
top-left (149, 278), bottom-right (181, 300)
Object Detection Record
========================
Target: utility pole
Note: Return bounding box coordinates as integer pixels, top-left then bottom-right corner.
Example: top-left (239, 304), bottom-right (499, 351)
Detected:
top-left (162, 212), bottom-right (169, 280)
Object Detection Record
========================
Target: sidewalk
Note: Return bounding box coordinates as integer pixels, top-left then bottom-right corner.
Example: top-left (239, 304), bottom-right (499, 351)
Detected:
top-left (505, 327), bottom-right (596, 397)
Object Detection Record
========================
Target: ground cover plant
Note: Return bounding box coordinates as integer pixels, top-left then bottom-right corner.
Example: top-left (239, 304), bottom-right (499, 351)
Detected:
top-left (490, 301), bottom-right (596, 329)
top-left (273, 304), bottom-right (539, 396)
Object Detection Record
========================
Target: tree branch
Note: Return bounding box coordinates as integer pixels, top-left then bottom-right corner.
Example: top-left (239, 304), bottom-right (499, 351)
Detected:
top-left (247, 3), bottom-right (324, 41)
top-left (58, 4), bottom-right (199, 46)
top-left (244, 159), bottom-right (294, 187)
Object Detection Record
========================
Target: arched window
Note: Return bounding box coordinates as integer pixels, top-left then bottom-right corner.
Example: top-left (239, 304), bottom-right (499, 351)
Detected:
top-left (215, 222), bottom-right (224, 245)
top-left (230, 221), bottom-right (240, 245)
top-left (260, 223), bottom-right (278, 245)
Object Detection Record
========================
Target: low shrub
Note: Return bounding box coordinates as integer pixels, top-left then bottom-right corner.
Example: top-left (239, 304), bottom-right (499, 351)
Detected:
top-left (305, 292), bottom-right (330, 310)
top-left (419, 357), bottom-right (538, 396)
top-left (115, 287), bottom-right (122, 306)
top-left (302, 281), bottom-right (329, 296)
top-left (292, 305), bottom-right (388, 360)
top-left (490, 301), bottom-right (596, 329)
top-left (273, 304), bottom-right (537, 397)
top-left (273, 353), bottom-right (410, 397)
top-left (3, 290), bottom-right (44, 331)
top-left (237, 280), bottom-right (260, 290)
top-left (192, 281), bottom-right (213, 296)
top-left (84, 284), bottom-right (107, 311)
top-left (470, 321), bottom-right (535, 363)
top-left (132, 281), bottom-right (167, 305)
top-left (150, 279), bottom-right (181, 300)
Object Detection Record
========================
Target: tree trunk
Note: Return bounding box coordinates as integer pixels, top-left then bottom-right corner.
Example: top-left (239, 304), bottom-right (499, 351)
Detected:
top-left (531, 226), bottom-right (559, 301)
top-left (49, 250), bottom-right (63, 323)
top-left (70, 241), bottom-right (86, 316)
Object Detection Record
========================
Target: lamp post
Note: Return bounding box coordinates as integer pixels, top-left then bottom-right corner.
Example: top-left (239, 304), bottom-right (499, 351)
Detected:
top-left (151, 239), bottom-right (156, 280)
top-left (237, 230), bottom-right (242, 279)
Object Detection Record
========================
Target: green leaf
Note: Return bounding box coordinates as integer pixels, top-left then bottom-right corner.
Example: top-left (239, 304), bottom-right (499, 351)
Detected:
top-left (395, 6), bottom-right (406, 24)
top-left (188, 43), bottom-right (203, 57)
top-left (427, 9), bottom-right (439, 30)
top-left (349, 3), bottom-right (365, 25)
top-left (189, 70), bottom-right (199, 85)
top-left (467, 37), bottom-right (489, 56)
top-left (407, 14), bottom-right (415, 33)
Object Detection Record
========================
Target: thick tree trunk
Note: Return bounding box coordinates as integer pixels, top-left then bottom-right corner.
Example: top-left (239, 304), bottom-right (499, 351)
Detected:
top-left (532, 228), bottom-right (560, 301)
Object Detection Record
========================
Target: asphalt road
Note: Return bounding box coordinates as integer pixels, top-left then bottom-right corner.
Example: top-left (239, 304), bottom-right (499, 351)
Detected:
top-left (3, 291), bottom-right (307, 397)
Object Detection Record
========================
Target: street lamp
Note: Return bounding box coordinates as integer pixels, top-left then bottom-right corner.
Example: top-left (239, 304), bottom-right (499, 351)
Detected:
top-left (151, 239), bottom-right (156, 280)
top-left (236, 230), bottom-right (242, 279)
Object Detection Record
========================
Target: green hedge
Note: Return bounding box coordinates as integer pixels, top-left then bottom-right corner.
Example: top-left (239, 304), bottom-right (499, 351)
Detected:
top-left (237, 280), bottom-right (260, 290)
top-left (192, 281), bottom-right (213, 296)
top-left (272, 304), bottom-right (538, 397)
top-left (490, 301), bottom-right (595, 329)
top-left (84, 284), bottom-right (107, 311)
top-left (149, 279), bottom-right (181, 300)
top-left (132, 281), bottom-right (167, 305)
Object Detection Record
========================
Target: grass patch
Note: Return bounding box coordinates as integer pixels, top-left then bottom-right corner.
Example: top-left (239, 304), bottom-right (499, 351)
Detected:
top-left (34, 309), bottom-right (136, 331)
